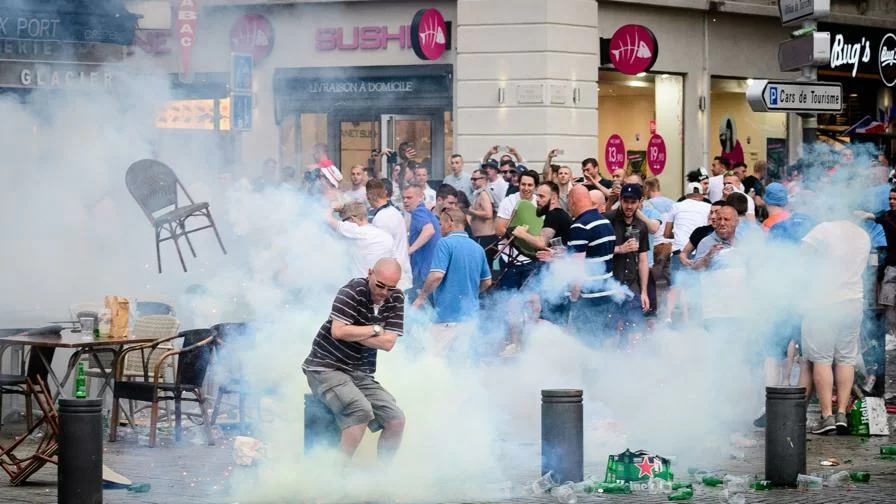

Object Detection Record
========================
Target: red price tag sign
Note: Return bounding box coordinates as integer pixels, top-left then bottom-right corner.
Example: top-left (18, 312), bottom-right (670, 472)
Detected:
top-left (604, 134), bottom-right (626, 173)
top-left (647, 134), bottom-right (667, 175)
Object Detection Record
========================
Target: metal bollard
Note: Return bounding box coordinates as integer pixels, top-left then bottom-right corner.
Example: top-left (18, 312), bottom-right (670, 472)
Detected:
top-left (58, 398), bottom-right (103, 504)
top-left (765, 386), bottom-right (806, 487)
top-left (541, 389), bottom-right (583, 483)
top-left (303, 394), bottom-right (341, 454)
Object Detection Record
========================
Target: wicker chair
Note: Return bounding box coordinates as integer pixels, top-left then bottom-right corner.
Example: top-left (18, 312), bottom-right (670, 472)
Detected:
top-left (125, 159), bottom-right (227, 273)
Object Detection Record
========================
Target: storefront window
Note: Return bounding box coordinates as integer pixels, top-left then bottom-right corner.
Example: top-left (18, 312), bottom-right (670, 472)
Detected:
top-left (299, 113), bottom-right (328, 172)
top-left (598, 71), bottom-right (683, 190)
top-left (279, 115), bottom-right (297, 171)
top-left (710, 78), bottom-right (787, 174)
top-left (154, 97), bottom-right (236, 172)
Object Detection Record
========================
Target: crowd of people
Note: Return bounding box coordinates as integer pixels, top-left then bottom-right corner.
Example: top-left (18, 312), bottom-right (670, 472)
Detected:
top-left (290, 142), bottom-right (895, 459)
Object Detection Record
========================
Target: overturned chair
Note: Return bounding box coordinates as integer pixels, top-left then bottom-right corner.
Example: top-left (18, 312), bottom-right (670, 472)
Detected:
top-left (126, 159), bottom-right (227, 273)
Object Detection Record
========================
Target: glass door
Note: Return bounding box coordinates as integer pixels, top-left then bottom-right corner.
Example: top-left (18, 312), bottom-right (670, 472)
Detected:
top-left (328, 114), bottom-right (380, 187)
top-left (381, 114), bottom-right (444, 179)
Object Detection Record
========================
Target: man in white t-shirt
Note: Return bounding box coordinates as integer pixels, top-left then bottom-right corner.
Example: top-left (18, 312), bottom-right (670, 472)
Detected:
top-left (366, 179), bottom-right (413, 290)
top-left (662, 182), bottom-right (711, 323)
top-left (483, 159), bottom-right (509, 202)
top-left (344, 164), bottom-right (369, 203)
top-left (494, 169), bottom-right (540, 289)
top-left (413, 166), bottom-right (437, 209)
top-left (799, 216), bottom-right (871, 435)
top-left (328, 201), bottom-right (394, 280)
top-left (722, 172), bottom-right (756, 218)
top-left (707, 156), bottom-right (731, 203)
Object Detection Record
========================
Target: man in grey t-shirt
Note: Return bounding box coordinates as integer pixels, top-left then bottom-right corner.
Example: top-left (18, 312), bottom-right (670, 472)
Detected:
top-left (442, 153), bottom-right (472, 199)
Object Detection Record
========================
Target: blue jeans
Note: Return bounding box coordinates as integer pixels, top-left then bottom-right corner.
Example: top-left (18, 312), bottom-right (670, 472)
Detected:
top-left (497, 260), bottom-right (539, 290)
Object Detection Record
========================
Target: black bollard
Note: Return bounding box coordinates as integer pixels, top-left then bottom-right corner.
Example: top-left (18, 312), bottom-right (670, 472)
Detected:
top-left (765, 386), bottom-right (806, 487)
top-left (541, 389), bottom-right (583, 483)
top-left (303, 394), bottom-right (341, 454)
top-left (58, 398), bottom-right (103, 504)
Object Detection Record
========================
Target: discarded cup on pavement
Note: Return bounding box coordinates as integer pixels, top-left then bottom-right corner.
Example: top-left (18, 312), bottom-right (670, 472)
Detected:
top-left (825, 471), bottom-right (852, 487)
top-left (554, 482), bottom-right (577, 504)
top-left (724, 474), bottom-right (751, 493)
top-left (532, 471), bottom-right (556, 494)
top-left (796, 474), bottom-right (823, 490)
top-left (849, 471), bottom-right (871, 483)
top-left (718, 489), bottom-right (745, 504)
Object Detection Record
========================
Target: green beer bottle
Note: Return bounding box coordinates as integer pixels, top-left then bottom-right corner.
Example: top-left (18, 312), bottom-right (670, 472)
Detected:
top-left (751, 480), bottom-right (772, 490)
top-left (74, 362), bottom-right (87, 399)
top-left (604, 457), bottom-right (618, 483)
top-left (702, 474), bottom-right (724, 487)
top-left (667, 488), bottom-right (693, 500)
top-left (671, 481), bottom-right (693, 490)
top-left (880, 446), bottom-right (896, 456)
top-left (849, 472), bottom-right (871, 483)
top-left (592, 482), bottom-right (631, 494)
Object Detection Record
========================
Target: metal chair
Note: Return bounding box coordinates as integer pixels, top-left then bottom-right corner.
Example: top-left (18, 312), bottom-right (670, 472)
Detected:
top-left (110, 329), bottom-right (216, 448)
top-left (125, 159), bottom-right (227, 273)
top-left (0, 330), bottom-right (54, 433)
top-left (208, 322), bottom-right (254, 433)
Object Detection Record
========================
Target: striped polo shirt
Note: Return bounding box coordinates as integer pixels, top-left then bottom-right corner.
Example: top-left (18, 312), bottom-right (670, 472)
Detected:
top-left (302, 278), bottom-right (404, 375)
top-left (568, 208), bottom-right (616, 298)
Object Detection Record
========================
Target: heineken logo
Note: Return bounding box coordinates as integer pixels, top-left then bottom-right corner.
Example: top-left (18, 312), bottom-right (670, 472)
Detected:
top-left (860, 400), bottom-right (870, 424)
top-left (635, 456), bottom-right (657, 477)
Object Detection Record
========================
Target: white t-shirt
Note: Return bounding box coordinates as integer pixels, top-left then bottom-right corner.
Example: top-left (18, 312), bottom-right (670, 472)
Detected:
top-left (666, 198), bottom-right (711, 251)
top-left (371, 205), bottom-right (413, 290)
top-left (488, 178), bottom-right (509, 201)
top-left (336, 222), bottom-right (394, 280)
top-left (801, 220), bottom-right (871, 306)
top-left (344, 186), bottom-right (367, 204)
top-left (423, 185), bottom-right (437, 208)
top-left (707, 175), bottom-right (724, 203)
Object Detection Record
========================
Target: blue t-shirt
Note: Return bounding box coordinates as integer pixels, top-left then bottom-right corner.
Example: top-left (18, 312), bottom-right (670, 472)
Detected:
top-left (568, 209), bottom-right (616, 298)
top-left (409, 203), bottom-right (441, 289)
top-left (861, 184), bottom-right (889, 248)
top-left (641, 205), bottom-right (662, 267)
top-left (768, 213), bottom-right (815, 244)
top-left (429, 232), bottom-right (492, 323)
top-left (647, 196), bottom-right (675, 215)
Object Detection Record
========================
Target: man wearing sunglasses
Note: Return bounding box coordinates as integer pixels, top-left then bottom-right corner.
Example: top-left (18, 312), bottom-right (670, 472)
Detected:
top-left (303, 258), bottom-right (406, 462)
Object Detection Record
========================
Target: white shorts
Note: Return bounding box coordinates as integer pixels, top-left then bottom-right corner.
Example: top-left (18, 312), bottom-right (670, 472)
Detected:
top-left (801, 299), bottom-right (862, 365)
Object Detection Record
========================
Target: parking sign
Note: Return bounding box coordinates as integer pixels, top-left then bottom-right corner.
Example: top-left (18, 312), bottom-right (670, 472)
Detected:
top-left (231, 53), bottom-right (253, 93)
top-left (231, 92), bottom-right (253, 131)
top-left (769, 86), bottom-right (778, 105)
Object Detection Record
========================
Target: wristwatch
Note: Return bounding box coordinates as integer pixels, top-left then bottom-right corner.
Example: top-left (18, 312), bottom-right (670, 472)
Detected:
top-left (372, 324), bottom-right (383, 336)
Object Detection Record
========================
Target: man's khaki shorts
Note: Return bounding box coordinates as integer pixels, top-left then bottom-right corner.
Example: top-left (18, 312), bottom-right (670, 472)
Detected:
top-left (801, 299), bottom-right (862, 366)
top-left (306, 368), bottom-right (405, 431)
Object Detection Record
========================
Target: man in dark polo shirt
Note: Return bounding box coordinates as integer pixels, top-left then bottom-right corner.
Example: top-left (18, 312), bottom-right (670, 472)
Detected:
top-left (302, 258), bottom-right (406, 461)
top-left (604, 184), bottom-right (651, 341)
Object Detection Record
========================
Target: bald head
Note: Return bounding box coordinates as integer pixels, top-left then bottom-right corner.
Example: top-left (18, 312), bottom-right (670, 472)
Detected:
top-left (589, 189), bottom-right (606, 213)
top-left (568, 185), bottom-right (593, 218)
top-left (373, 257), bottom-right (401, 279)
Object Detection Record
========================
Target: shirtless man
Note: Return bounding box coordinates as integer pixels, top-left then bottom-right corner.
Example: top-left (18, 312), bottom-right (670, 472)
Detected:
top-left (467, 168), bottom-right (499, 266)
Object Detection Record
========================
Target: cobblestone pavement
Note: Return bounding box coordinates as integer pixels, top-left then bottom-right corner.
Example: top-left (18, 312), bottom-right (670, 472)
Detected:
top-left (2, 419), bottom-right (896, 503)
top-left (1, 342), bottom-right (894, 503)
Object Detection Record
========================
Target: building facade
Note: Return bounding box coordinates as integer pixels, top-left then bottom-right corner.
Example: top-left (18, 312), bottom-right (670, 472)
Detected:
top-left (125, 0), bottom-right (896, 196)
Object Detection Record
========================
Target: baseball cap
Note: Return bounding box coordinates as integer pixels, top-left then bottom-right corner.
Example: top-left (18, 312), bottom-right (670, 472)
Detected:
top-left (686, 182), bottom-right (704, 195)
top-left (515, 163), bottom-right (527, 173)
top-left (764, 182), bottom-right (788, 207)
top-left (482, 159), bottom-right (500, 170)
top-left (620, 183), bottom-right (643, 200)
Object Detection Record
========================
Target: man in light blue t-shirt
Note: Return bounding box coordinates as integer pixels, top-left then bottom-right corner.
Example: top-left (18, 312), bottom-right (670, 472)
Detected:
top-left (414, 208), bottom-right (492, 358)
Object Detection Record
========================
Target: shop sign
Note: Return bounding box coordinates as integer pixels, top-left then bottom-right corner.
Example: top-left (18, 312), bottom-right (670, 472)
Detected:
top-left (307, 79), bottom-right (415, 94)
top-left (410, 8), bottom-right (447, 60)
top-left (647, 134), bottom-right (667, 175)
top-left (131, 30), bottom-right (172, 55)
top-left (820, 23), bottom-right (896, 85)
top-left (607, 25), bottom-right (658, 76)
top-left (231, 92), bottom-right (253, 131)
top-left (0, 9), bottom-right (138, 45)
top-left (230, 13), bottom-right (274, 63)
top-left (0, 39), bottom-right (123, 63)
top-left (778, 0), bottom-right (830, 26)
top-left (315, 25), bottom-right (412, 51)
top-left (880, 33), bottom-right (896, 87)
top-left (175, 0), bottom-right (198, 76)
top-left (746, 79), bottom-right (843, 113)
top-left (0, 61), bottom-right (120, 89)
top-left (604, 134), bottom-right (626, 173)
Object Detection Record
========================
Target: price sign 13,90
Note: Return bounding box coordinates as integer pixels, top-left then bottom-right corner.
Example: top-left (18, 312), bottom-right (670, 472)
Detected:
top-left (604, 134), bottom-right (626, 173)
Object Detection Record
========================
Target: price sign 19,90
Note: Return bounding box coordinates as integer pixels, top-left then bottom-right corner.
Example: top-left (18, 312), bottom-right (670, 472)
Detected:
top-left (647, 133), bottom-right (667, 176)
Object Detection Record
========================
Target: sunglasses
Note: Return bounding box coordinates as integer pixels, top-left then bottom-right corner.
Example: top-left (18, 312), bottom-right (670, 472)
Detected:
top-left (371, 272), bottom-right (398, 290)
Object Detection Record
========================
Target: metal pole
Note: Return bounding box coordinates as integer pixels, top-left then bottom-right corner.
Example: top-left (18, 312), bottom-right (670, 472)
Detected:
top-left (541, 389), bottom-right (583, 483)
top-left (797, 20), bottom-right (819, 146)
top-left (765, 386), bottom-right (807, 486)
top-left (58, 398), bottom-right (103, 504)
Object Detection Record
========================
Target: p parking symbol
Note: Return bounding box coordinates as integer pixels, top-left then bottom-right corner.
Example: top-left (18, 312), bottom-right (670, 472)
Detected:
top-left (769, 86), bottom-right (778, 106)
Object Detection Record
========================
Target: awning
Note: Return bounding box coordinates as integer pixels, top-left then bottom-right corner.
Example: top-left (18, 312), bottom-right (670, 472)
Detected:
top-left (273, 64), bottom-right (453, 122)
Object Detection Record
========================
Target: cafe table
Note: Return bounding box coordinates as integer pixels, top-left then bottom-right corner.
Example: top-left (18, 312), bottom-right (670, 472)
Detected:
top-left (0, 328), bottom-right (161, 399)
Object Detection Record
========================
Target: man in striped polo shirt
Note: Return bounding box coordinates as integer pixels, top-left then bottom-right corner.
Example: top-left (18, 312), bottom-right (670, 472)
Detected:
top-left (302, 258), bottom-right (406, 461)
top-left (566, 185), bottom-right (618, 346)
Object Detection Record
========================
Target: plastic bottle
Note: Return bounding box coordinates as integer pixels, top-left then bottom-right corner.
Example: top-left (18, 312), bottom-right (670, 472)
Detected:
top-left (554, 482), bottom-right (577, 504)
top-left (849, 471), bottom-right (871, 483)
top-left (74, 362), bottom-right (87, 399)
top-left (702, 474), bottom-right (725, 487)
top-left (826, 471), bottom-right (852, 487)
top-left (667, 488), bottom-right (693, 501)
top-left (532, 471), bottom-right (555, 495)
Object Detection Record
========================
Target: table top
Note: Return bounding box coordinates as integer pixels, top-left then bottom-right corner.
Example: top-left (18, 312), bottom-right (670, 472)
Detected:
top-left (0, 329), bottom-right (161, 349)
